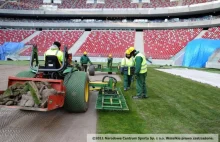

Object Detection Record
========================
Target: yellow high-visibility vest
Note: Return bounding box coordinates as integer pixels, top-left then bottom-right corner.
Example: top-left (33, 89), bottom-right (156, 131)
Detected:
top-left (135, 53), bottom-right (147, 73)
top-left (44, 49), bottom-right (63, 65)
top-left (121, 57), bottom-right (135, 75)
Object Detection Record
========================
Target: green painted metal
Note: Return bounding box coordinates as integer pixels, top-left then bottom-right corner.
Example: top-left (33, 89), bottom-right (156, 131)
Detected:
top-left (89, 82), bottom-right (108, 88)
top-left (63, 67), bottom-right (74, 74)
top-left (90, 77), bottom-right (129, 111)
top-left (94, 64), bottom-right (119, 73)
top-left (95, 87), bottom-right (129, 111)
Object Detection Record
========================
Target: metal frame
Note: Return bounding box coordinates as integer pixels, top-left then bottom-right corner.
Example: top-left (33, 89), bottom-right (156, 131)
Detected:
top-left (89, 76), bottom-right (129, 111)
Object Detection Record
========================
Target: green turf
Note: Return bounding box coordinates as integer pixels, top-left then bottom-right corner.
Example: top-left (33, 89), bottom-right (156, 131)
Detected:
top-left (97, 67), bottom-right (220, 135)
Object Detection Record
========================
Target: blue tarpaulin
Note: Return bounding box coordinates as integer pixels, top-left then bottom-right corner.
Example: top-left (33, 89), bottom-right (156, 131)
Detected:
top-left (0, 42), bottom-right (24, 60)
top-left (182, 39), bottom-right (220, 68)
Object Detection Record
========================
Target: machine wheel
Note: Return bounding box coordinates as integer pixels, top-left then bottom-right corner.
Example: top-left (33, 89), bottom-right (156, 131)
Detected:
top-left (64, 71), bottom-right (89, 113)
top-left (16, 71), bottom-right (36, 78)
top-left (88, 65), bottom-right (95, 76)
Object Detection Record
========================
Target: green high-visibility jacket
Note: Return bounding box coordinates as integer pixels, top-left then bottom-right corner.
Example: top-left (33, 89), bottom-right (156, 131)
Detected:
top-left (80, 55), bottom-right (92, 64)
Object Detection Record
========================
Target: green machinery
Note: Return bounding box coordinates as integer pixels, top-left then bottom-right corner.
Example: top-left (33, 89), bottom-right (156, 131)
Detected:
top-left (88, 63), bottom-right (120, 76)
top-left (89, 76), bottom-right (129, 111)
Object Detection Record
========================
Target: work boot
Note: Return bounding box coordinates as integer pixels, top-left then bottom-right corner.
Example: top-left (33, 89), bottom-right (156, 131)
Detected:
top-left (132, 96), bottom-right (142, 99)
top-left (142, 96), bottom-right (149, 99)
top-left (124, 88), bottom-right (127, 91)
top-left (127, 87), bottom-right (130, 90)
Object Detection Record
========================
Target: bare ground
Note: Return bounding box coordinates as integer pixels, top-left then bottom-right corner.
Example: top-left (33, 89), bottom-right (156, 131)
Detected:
top-left (0, 65), bottom-right (121, 142)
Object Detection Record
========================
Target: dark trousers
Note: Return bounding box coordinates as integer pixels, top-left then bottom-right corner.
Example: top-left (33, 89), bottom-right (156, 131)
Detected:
top-left (81, 64), bottom-right (87, 72)
top-left (136, 72), bottom-right (147, 97)
top-left (123, 74), bottom-right (133, 89)
top-left (32, 53), bottom-right (39, 66)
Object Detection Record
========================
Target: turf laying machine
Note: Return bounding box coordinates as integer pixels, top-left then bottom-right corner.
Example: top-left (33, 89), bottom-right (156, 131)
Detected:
top-left (0, 45), bottom-right (128, 112)
top-left (88, 63), bottom-right (120, 76)
top-left (90, 76), bottom-right (128, 111)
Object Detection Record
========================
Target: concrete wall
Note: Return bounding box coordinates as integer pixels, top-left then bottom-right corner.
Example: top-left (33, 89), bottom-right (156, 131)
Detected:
top-left (1, 18), bottom-right (220, 29)
top-left (0, 1), bottom-right (220, 17)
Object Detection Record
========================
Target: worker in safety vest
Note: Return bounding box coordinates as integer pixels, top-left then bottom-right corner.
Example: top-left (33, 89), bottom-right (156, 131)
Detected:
top-left (129, 47), bottom-right (148, 99)
top-left (80, 51), bottom-right (92, 72)
top-left (44, 41), bottom-right (63, 65)
top-left (107, 54), bottom-right (113, 68)
top-left (121, 49), bottom-right (135, 91)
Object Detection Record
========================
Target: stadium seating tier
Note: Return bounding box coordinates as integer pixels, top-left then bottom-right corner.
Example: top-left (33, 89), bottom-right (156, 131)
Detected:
top-left (74, 30), bottom-right (135, 57)
top-left (143, 29), bottom-right (202, 59)
top-left (20, 30), bottom-right (84, 56)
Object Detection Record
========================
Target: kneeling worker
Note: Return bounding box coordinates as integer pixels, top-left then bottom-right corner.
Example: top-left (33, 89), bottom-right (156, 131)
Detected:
top-left (44, 41), bottom-right (63, 65)
top-left (80, 51), bottom-right (92, 72)
top-left (121, 49), bottom-right (135, 91)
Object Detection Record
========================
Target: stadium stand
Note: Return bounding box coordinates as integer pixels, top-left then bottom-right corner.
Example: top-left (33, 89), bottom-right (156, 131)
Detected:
top-left (57, 0), bottom-right (74, 9)
top-left (1, 0), bottom-right (43, 10)
top-left (142, 0), bottom-right (178, 8)
top-left (202, 27), bottom-right (220, 39)
top-left (20, 30), bottom-right (84, 56)
top-left (182, 0), bottom-right (216, 6)
top-left (74, 30), bottom-right (135, 57)
top-left (71, 0), bottom-right (94, 9)
top-left (144, 29), bottom-right (202, 59)
top-left (0, 29), bottom-right (35, 45)
top-left (95, 0), bottom-right (138, 8)
top-left (0, 0), bottom-right (218, 9)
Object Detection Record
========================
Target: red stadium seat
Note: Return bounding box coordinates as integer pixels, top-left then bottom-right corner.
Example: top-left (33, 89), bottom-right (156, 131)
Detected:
top-left (142, 0), bottom-right (178, 8)
top-left (182, 0), bottom-right (215, 6)
top-left (202, 27), bottom-right (220, 39)
top-left (143, 29), bottom-right (202, 59)
top-left (19, 30), bottom-right (84, 56)
top-left (74, 30), bottom-right (135, 57)
top-left (0, 29), bottom-right (35, 45)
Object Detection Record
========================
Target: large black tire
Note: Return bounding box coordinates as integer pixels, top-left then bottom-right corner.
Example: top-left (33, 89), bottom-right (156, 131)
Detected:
top-left (16, 71), bottom-right (36, 78)
top-left (64, 71), bottom-right (89, 113)
top-left (88, 65), bottom-right (95, 76)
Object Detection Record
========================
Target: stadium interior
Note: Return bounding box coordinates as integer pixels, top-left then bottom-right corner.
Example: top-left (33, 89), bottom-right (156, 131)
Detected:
top-left (0, 1), bottom-right (220, 141)
top-left (0, 0), bottom-right (220, 68)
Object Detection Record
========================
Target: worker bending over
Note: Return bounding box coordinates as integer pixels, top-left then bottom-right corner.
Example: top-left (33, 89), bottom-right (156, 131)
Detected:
top-left (129, 47), bottom-right (148, 99)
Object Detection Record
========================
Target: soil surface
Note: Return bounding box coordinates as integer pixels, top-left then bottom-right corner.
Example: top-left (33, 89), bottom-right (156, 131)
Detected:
top-left (0, 65), bottom-right (121, 142)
